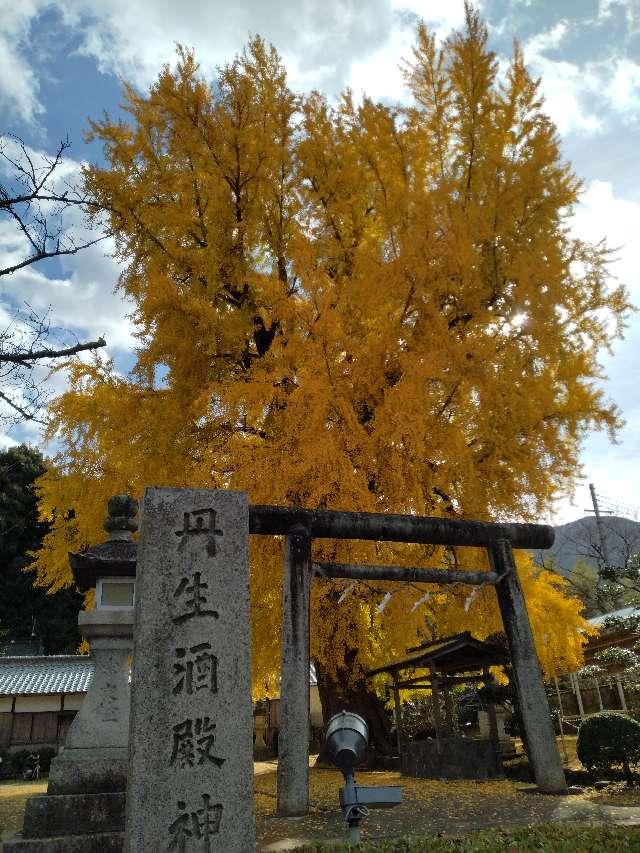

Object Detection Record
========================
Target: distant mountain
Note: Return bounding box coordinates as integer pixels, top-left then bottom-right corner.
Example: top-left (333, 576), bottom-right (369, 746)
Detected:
top-left (534, 515), bottom-right (640, 577)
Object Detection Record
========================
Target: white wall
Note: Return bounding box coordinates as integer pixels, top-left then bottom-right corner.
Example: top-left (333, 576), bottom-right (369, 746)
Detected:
top-left (310, 684), bottom-right (323, 727)
top-left (14, 695), bottom-right (62, 712)
top-left (63, 693), bottom-right (85, 711)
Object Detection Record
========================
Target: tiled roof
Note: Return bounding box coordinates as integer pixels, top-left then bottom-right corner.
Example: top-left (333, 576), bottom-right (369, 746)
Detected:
top-left (589, 607), bottom-right (640, 626)
top-left (0, 656), bottom-right (94, 696)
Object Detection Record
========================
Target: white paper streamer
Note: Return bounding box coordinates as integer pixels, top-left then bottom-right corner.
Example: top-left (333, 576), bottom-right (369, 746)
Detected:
top-left (411, 592), bottom-right (430, 612)
top-left (464, 587), bottom-right (479, 612)
top-left (376, 592), bottom-right (392, 614)
top-left (337, 581), bottom-right (357, 604)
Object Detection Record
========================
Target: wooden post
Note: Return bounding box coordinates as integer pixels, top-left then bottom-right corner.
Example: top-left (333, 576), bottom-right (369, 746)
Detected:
top-left (489, 539), bottom-right (567, 793)
top-left (616, 676), bottom-right (628, 712)
top-left (571, 673), bottom-right (585, 719)
top-left (9, 696), bottom-right (15, 747)
top-left (487, 702), bottom-right (500, 754)
top-left (594, 678), bottom-right (604, 711)
top-left (553, 677), bottom-right (568, 763)
top-left (429, 664), bottom-right (442, 747)
top-left (443, 683), bottom-right (455, 733)
top-left (483, 668), bottom-right (500, 756)
top-left (277, 525), bottom-right (311, 816)
top-left (392, 675), bottom-right (403, 758)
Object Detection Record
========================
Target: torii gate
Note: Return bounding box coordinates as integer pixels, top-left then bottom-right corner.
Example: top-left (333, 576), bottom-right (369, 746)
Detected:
top-left (248, 505), bottom-right (567, 814)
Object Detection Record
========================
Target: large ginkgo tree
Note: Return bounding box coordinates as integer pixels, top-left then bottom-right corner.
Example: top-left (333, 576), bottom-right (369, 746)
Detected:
top-left (35, 6), bottom-right (628, 747)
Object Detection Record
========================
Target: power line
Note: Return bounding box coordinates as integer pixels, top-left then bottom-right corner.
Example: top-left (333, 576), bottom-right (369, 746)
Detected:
top-left (593, 489), bottom-right (640, 522)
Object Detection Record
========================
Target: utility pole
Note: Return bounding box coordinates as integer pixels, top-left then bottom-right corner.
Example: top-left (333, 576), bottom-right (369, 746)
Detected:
top-left (588, 482), bottom-right (611, 568)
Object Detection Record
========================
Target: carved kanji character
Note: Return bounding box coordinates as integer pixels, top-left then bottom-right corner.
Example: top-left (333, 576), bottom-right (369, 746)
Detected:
top-left (168, 795), bottom-right (223, 851)
top-left (173, 642), bottom-right (218, 696)
top-left (172, 571), bottom-right (218, 624)
top-left (175, 508), bottom-right (223, 556)
top-left (169, 717), bottom-right (225, 769)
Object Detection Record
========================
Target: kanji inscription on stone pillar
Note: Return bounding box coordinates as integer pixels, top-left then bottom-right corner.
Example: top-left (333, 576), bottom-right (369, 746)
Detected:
top-left (126, 489), bottom-right (255, 852)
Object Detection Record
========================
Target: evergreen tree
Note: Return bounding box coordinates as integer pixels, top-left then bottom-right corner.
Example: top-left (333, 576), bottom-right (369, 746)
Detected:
top-left (0, 445), bottom-right (82, 654)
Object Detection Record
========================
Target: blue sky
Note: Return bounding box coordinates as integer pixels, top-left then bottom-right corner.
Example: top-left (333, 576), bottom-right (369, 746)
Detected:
top-left (1, 0), bottom-right (639, 524)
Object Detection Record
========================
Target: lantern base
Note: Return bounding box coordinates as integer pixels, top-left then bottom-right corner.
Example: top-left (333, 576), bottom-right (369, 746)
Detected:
top-left (48, 749), bottom-right (128, 794)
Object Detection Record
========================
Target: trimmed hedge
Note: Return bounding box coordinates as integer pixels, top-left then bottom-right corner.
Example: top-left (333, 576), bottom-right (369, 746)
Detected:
top-left (577, 711), bottom-right (640, 782)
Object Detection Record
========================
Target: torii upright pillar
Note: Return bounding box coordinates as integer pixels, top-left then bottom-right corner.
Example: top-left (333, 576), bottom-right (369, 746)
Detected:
top-left (490, 538), bottom-right (566, 793)
top-left (277, 525), bottom-right (312, 815)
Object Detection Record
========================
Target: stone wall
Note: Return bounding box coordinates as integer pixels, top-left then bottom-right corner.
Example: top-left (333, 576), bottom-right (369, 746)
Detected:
top-left (401, 737), bottom-right (503, 780)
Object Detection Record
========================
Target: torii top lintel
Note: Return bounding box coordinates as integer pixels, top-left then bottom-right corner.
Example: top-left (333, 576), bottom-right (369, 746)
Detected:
top-left (248, 505), bottom-right (554, 550)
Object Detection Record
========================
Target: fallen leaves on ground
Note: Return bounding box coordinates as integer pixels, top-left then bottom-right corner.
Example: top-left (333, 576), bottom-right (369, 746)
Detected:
top-left (588, 783), bottom-right (640, 807)
top-left (255, 768), bottom-right (596, 849)
top-left (291, 824), bottom-right (640, 851)
top-left (0, 780), bottom-right (47, 841)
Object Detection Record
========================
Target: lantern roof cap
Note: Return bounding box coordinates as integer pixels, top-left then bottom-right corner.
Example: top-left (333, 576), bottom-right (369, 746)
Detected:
top-left (69, 495), bottom-right (138, 592)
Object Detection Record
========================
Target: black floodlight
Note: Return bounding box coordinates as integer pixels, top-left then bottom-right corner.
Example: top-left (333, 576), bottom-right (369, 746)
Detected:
top-left (325, 711), bottom-right (402, 844)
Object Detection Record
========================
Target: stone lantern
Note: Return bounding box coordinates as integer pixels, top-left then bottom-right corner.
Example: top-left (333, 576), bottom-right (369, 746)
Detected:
top-left (50, 494), bottom-right (137, 794)
top-left (5, 495), bottom-right (137, 852)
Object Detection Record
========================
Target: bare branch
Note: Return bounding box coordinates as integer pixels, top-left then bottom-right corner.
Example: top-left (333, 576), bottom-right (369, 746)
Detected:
top-left (1, 336), bottom-right (106, 364)
top-left (0, 133), bottom-right (110, 279)
top-left (0, 134), bottom-right (114, 426)
top-left (0, 235), bottom-right (108, 277)
top-left (0, 302), bottom-right (107, 429)
top-left (0, 388), bottom-right (47, 424)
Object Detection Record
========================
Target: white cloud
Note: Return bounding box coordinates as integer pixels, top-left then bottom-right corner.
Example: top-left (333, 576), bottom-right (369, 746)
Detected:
top-left (549, 182), bottom-right (640, 524)
top-left (60, 0), bottom-right (396, 97)
top-left (572, 180), bottom-right (640, 296)
top-left (2, 0), bottom-right (474, 118)
top-left (0, 250), bottom-right (134, 354)
top-left (525, 19), bottom-right (569, 54)
top-left (0, 1), bottom-right (47, 126)
top-left (391, 0), bottom-right (468, 38)
top-left (0, 219), bottom-right (31, 274)
top-left (0, 433), bottom-right (19, 450)
top-left (522, 23), bottom-right (604, 135)
top-left (598, 0), bottom-right (639, 34)
top-left (0, 238), bottom-right (133, 442)
top-left (608, 58), bottom-right (640, 115)
top-left (520, 18), bottom-right (640, 136)
top-left (347, 18), bottom-right (414, 102)
top-left (346, 2), bottom-right (470, 102)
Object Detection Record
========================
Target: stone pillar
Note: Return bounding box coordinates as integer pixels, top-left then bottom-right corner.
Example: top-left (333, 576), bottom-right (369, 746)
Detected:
top-left (489, 538), bottom-right (567, 794)
top-left (277, 525), bottom-right (311, 816)
top-left (47, 609), bottom-right (133, 794)
top-left (5, 495), bottom-right (138, 853)
top-left (125, 488), bottom-right (255, 853)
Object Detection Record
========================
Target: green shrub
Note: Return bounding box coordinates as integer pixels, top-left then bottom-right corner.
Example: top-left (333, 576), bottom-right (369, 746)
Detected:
top-left (0, 746), bottom-right (57, 778)
top-left (577, 711), bottom-right (640, 782)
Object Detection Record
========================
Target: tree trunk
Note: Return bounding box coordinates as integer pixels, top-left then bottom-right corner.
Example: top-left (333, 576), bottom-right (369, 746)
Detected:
top-left (314, 659), bottom-right (394, 763)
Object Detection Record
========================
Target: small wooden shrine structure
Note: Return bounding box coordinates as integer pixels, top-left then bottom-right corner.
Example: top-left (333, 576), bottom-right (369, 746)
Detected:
top-left (368, 632), bottom-right (510, 779)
